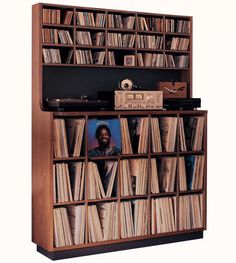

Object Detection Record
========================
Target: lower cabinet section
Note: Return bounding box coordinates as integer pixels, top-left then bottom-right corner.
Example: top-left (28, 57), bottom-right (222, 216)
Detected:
top-left (32, 110), bottom-right (207, 260)
top-left (53, 194), bottom-right (204, 248)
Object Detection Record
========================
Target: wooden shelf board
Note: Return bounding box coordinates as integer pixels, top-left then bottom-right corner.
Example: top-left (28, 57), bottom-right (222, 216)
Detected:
top-left (165, 32), bottom-right (190, 36)
top-left (120, 194), bottom-right (149, 200)
top-left (42, 63), bottom-right (190, 70)
top-left (150, 152), bottom-right (178, 156)
top-left (42, 23), bottom-right (74, 28)
top-left (53, 156), bottom-right (85, 161)
top-left (150, 192), bottom-right (177, 197)
top-left (54, 200), bottom-right (85, 206)
top-left (164, 49), bottom-right (190, 53)
top-left (179, 189), bottom-right (204, 195)
top-left (107, 28), bottom-right (136, 33)
top-left (42, 43), bottom-right (74, 47)
top-left (179, 150), bottom-right (205, 155)
top-left (137, 30), bottom-right (164, 35)
top-left (88, 156), bottom-right (119, 161)
top-left (87, 197), bottom-right (118, 203)
top-left (136, 48), bottom-right (164, 52)
top-left (75, 45), bottom-right (106, 49)
top-left (53, 110), bottom-right (206, 117)
top-left (75, 25), bottom-right (106, 30)
top-left (107, 46), bottom-right (136, 50)
top-left (119, 153), bottom-right (149, 158)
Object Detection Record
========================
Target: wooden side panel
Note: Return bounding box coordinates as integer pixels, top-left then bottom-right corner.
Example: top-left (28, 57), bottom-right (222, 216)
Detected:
top-left (203, 112), bottom-right (207, 229)
top-left (32, 3), bottom-right (54, 251)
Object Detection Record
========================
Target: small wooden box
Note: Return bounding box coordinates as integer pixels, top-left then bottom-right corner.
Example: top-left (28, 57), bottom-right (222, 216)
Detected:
top-left (158, 82), bottom-right (187, 98)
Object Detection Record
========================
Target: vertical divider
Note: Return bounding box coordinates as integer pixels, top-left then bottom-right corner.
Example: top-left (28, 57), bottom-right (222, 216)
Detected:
top-left (176, 113), bottom-right (180, 232)
top-left (163, 15), bottom-right (166, 68)
top-left (135, 14), bottom-right (138, 67)
top-left (105, 11), bottom-right (108, 65)
top-left (147, 114), bottom-right (152, 236)
top-left (73, 8), bottom-right (76, 65)
top-left (117, 114), bottom-right (121, 239)
top-left (84, 114), bottom-right (89, 244)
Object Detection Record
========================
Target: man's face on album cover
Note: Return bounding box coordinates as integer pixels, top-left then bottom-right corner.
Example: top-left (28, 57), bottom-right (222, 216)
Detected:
top-left (98, 128), bottom-right (110, 147)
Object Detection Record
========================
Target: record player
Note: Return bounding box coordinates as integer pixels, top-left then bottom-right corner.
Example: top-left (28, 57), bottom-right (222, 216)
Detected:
top-left (44, 97), bottom-right (111, 111)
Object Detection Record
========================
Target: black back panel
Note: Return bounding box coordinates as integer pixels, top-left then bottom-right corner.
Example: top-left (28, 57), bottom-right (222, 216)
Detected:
top-left (43, 67), bottom-right (183, 100)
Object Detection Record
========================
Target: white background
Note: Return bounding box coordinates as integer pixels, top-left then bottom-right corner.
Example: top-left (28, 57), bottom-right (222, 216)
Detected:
top-left (0, 0), bottom-right (236, 262)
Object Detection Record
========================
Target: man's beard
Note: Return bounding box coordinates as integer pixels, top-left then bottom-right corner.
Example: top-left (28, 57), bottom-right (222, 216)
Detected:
top-left (98, 139), bottom-right (110, 149)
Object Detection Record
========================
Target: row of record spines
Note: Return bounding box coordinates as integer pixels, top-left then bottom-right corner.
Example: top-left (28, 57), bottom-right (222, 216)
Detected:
top-left (53, 193), bottom-right (204, 247)
top-left (53, 116), bottom-right (206, 159)
top-left (42, 8), bottom-right (190, 34)
top-left (42, 48), bottom-right (190, 68)
top-left (53, 155), bottom-right (205, 204)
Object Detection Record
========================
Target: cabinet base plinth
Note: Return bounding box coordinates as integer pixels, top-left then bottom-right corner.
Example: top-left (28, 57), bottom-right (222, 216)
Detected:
top-left (37, 231), bottom-right (203, 260)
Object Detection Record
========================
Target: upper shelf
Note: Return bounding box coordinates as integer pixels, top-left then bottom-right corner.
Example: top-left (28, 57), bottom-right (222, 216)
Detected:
top-left (40, 4), bottom-right (191, 68)
top-left (41, 4), bottom-right (191, 33)
top-left (41, 3), bottom-right (192, 19)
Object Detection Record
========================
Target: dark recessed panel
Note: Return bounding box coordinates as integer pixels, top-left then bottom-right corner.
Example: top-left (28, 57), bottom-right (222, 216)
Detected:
top-left (43, 67), bottom-right (183, 100)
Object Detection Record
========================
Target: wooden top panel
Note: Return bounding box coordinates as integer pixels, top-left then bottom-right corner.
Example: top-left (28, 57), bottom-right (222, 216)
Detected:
top-left (53, 110), bottom-right (207, 117)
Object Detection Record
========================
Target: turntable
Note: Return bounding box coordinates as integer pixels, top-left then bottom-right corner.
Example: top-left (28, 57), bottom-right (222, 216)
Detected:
top-left (44, 97), bottom-right (111, 111)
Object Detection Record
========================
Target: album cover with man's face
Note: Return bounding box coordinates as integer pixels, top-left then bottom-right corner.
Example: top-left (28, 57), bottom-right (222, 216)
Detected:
top-left (88, 119), bottom-right (121, 157)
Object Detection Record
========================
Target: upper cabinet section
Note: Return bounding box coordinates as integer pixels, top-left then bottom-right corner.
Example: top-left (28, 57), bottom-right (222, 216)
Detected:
top-left (38, 4), bottom-right (191, 69)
